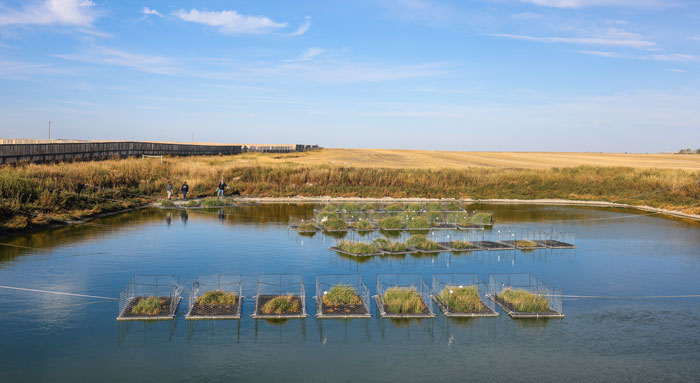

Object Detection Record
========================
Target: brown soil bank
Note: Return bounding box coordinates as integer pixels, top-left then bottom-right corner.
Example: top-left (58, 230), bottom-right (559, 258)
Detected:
top-left (1, 151), bottom-right (699, 234)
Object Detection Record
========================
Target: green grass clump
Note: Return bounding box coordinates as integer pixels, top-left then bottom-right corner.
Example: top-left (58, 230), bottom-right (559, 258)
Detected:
top-left (160, 200), bottom-right (175, 207)
top-left (196, 290), bottom-right (237, 306)
top-left (406, 216), bottom-right (430, 229)
top-left (337, 240), bottom-right (379, 254)
top-left (406, 235), bottom-right (442, 251)
top-left (322, 284), bottom-right (362, 306)
top-left (350, 220), bottom-right (373, 230)
top-left (438, 285), bottom-right (485, 312)
top-left (184, 200), bottom-right (200, 207)
top-left (261, 295), bottom-right (300, 314)
top-left (425, 202), bottom-right (442, 211)
top-left (297, 221), bottom-right (317, 231)
top-left (383, 287), bottom-right (426, 314)
top-left (322, 218), bottom-right (348, 231)
top-left (497, 288), bottom-right (551, 313)
top-left (406, 203), bottom-right (423, 212)
top-left (384, 203), bottom-right (404, 211)
top-left (445, 201), bottom-right (462, 211)
top-left (471, 212), bottom-right (493, 225)
top-left (360, 204), bottom-right (375, 211)
top-left (321, 204), bottom-right (338, 212)
top-left (515, 239), bottom-right (538, 247)
top-left (372, 238), bottom-right (409, 252)
top-left (201, 198), bottom-right (229, 207)
top-left (131, 296), bottom-right (165, 315)
top-left (450, 240), bottom-right (478, 250)
top-left (378, 217), bottom-right (405, 230)
top-left (340, 203), bottom-right (361, 212)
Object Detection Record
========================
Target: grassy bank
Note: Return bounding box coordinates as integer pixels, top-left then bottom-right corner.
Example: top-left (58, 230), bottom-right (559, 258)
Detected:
top-left (1, 153), bottom-right (699, 234)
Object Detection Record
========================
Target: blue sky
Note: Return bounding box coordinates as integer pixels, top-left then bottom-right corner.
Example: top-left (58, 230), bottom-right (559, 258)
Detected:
top-left (0, 0), bottom-right (699, 152)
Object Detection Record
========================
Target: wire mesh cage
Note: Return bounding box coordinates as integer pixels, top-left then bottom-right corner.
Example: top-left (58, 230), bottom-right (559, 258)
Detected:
top-left (487, 273), bottom-right (564, 318)
top-left (186, 275), bottom-right (243, 320)
top-left (472, 230), bottom-right (515, 251)
top-left (117, 275), bottom-right (183, 321)
top-left (288, 217), bottom-right (318, 233)
top-left (405, 231), bottom-right (449, 254)
top-left (315, 275), bottom-right (372, 318)
top-left (544, 231), bottom-right (577, 249)
top-left (470, 210), bottom-right (495, 226)
top-left (438, 231), bottom-right (484, 252)
top-left (374, 274), bottom-right (435, 318)
top-left (328, 232), bottom-right (386, 257)
top-left (252, 274), bottom-right (308, 319)
top-left (431, 274), bottom-right (498, 317)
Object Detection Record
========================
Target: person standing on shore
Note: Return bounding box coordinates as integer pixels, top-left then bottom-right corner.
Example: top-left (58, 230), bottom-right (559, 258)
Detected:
top-left (217, 178), bottom-right (227, 200)
top-left (166, 182), bottom-right (173, 200)
top-left (181, 181), bottom-right (189, 200)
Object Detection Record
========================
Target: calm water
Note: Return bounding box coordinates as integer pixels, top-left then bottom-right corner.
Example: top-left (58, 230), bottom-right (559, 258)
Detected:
top-left (1, 204), bottom-right (699, 382)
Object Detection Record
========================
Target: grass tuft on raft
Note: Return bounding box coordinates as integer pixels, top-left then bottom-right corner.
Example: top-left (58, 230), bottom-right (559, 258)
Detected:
top-left (195, 290), bottom-right (237, 306)
top-left (514, 239), bottom-right (538, 247)
top-left (384, 203), bottom-right (405, 211)
top-left (340, 203), bottom-right (361, 212)
top-left (131, 296), bottom-right (166, 315)
top-left (497, 288), bottom-right (551, 312)
top-left (383, 287), bottom-right (426, 314)
top-left (350, 220), bottom-right (373, 230)
top-left (297, 221), bottom-right (317, 231)
top-left (405, 215), bottom-right (430, 229)
top-left (450, 240), bottom-right (478, 250)
top-left (261, 295), bottom-right (300, 314)
top-left (322, 218), bottom-right (348, 231)
top-left (438, 285), bottom-right (485, 312)
top-left (337, 240), bottom-right (379, 254)
top-left (322, 284), bottom-right (362, 306)
top-left (406, 235), bottom-right (443, 251)
top-left (378, 217), bottom-right (405, 230)
top-left (321, 204), bottom-right (338, 212)
top-left (372, 238), bottom-right (409, 252)
top-left (471, 212), bottom-right (493, 225)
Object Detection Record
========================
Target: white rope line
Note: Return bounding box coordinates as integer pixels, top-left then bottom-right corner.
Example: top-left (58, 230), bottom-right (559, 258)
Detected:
top-left (0, 285), bottom-right (117, 300)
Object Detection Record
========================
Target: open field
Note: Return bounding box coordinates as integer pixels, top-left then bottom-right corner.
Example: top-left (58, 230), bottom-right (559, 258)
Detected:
top-left (1, 148), bottom-right (699, 234)
top-left (239, 149), bottom-right (700, 170)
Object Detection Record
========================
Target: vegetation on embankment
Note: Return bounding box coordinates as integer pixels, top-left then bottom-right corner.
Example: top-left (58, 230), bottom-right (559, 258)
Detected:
top-left (1, 154), bottom-right (699, 234)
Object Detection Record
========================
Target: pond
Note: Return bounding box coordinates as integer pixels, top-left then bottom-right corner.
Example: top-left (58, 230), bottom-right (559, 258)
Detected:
top-left (1, 204), bottom-right (699, 382)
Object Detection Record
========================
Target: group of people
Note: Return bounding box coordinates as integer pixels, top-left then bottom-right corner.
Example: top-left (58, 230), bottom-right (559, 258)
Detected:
top-left (165, 178), bottom-right (228, 200)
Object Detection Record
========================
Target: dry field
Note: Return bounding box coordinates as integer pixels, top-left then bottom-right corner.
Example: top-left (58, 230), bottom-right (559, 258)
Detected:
top-left (238, 148), bottom-right (700, 170)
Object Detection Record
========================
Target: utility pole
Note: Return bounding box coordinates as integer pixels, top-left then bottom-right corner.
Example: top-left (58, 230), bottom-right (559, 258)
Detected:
top-left (48, 121), bottom-right (51, 140)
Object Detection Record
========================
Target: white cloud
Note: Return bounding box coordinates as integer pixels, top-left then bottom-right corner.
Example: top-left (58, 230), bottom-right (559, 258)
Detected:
top-left (289, 16), bottom-right (311, 36)
top-left (516, 0), bottom-right (664, 8)
top-left (492, 28), bottom-right (656, 48)
top-left (578, 50), bottom-right (700, 62)
top-left (173, 8), bottom-right (287, 35)
top-left (283, 47), bottom-right (324, 62)
top-left (141, 7), bottom-right (163, 18)
top-left (0, 59), bottom-right (70, 80)
top-left (56, 46), bottom-right (178, 75)
top-left (0, 0), bottom-right (98, 27)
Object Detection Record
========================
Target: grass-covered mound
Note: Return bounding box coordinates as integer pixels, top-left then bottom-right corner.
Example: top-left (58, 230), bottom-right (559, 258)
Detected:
top-left (450, 240), bottom-right (479, 250)
top-left (321, 204), bottom-right (338, 212)
top-left (378, 217), bottom-right (405, 230)
top-left (515, 239), bottom-right (538, 247)
top-left (261, 295), bottom-right (301, 315)
top-left (383, 287), bottom-right (427, 314)
top-left (496, 288), bottom-right (551, 313)
top-left (321, 284), bottom-right (367, 315)
top-left (372, 238), bottom-right (409, 253)
top-left (350, 220), bottom-right (373, 230)
top-left (195, 290), bottom-right (238, 306)
top-left (336, 240), bottom-right (379, 255)
top-left (406, 203), bottom-right (424, 212)
top-left (184, 200), bottom-right (200, 207)
top-left (297, 221), bottom-right (317, 231)
top-left (131, 296), bottom-right (166, 315)
top-left (322, 218), bottom-right (348, 231)
top-left (340, 203), bottom-right (361, 212)
top-left (437, 285), bottom-right (485, 313)
top-left (406, 235), bottom-right (443, 251)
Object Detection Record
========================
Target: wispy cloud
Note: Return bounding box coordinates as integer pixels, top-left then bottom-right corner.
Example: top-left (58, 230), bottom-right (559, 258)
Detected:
top-left (173, 8), bottom-right (287, 35)
top-left (670, 68), bottom-right (686, 73)
top-left (289, 16), bottom-right (311, 36)
top-left (0, 59), bottom-right (70, 80)
top-left (0, 0), bottom-right (98, 27)
top-left (578, 50), bottom-right (700, 62)
top-left (141, 7), bottom-right (163, 18)
top-left (492, 28), bottom-right (656, 48)
top-left (56, 46), bottom-right (178, 74)
top-left (515, 0), bottom-right (665, 8)
top-left (283, 47), bottom-right (324, 62)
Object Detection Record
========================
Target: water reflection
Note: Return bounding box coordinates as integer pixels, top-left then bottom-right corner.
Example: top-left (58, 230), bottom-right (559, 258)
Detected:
top-left (253, 318), bottom-right (307, 344)
top-left (317, 318), bottom-right (371, 344)
top-left (117, 318), bottom-right (179, 346)
top-left (186, 319), bottom-right (240, 344)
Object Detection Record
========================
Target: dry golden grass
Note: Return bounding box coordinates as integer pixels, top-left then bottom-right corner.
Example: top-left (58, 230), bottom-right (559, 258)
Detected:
top-left (239, 149), bottom-right (700, 170)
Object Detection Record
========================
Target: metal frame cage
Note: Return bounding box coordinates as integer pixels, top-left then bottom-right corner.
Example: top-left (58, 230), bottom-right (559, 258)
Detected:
top-left (315, 275), bottom-right (372, 318)
top-left (186, 274), bottom-right (243, 320)
top-left (487, 273), bottom-right (564, 318)
top-left (374, 274), bottom-right (435, 318)
top-left (431, 274), bottom-right (498, 317)
top-left (288, 217), bottom-right (318, 233)
top-left (117, 275), bottom-right (183, 321)
top-left (252, 274), bottom-right (308, 319)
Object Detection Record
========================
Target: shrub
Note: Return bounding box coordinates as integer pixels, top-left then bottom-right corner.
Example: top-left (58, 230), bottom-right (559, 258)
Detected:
top-left (372, 238), bottom-right (408, 252)
top-left (438, 285), bottom-right (484, 312)
top-left (350, 220), bottom-right (373, 230)
top-left (196, 290), bottom-right (237, 306)
top-left (406, 235), bottom-right (442, 251)
top-left (160, 200), bottom-right (175, 207)
top-left (322, 284), bottom-right (362, 306)
top-left (497, 288), bottom-right (551, 312)
top-left (322, 218), bottom-right (348, 231)
top-left (378, 217), bottom-right (405, 230)
top-left (451, 240), bottom-right (478, 250)
top-left (337, 240), bottom-right (379, 254)
top-left (261, 295), bottom-right (300, 314)
top-left (131, 296), bottom-right (165, 315)
top-left (383, 287), bottom-right (426, 314)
